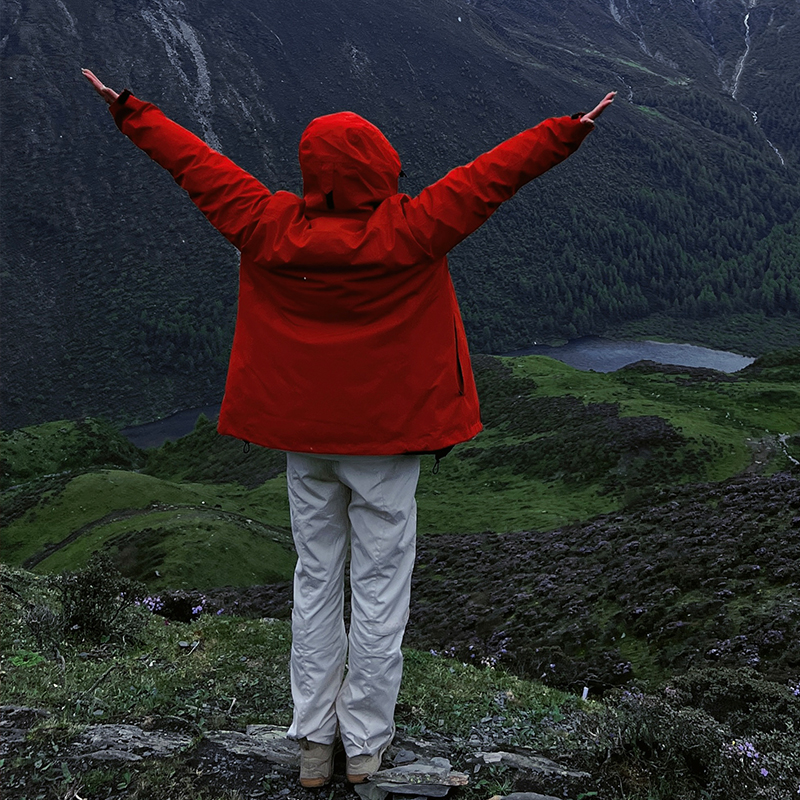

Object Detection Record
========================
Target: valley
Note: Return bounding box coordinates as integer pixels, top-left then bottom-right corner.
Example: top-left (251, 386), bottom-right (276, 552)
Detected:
top-left (2, 350), bottom-right (799, 799)
top-left (2, 0), bottom-right (800, 795)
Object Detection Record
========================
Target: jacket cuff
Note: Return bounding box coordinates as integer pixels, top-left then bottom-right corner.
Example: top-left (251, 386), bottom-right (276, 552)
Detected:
top-left (570, 111), bottom-right (594, 129)
top-left (109, 90), bottom-right (137, 126)
top-left (113, 89), bottom-right (131, 106)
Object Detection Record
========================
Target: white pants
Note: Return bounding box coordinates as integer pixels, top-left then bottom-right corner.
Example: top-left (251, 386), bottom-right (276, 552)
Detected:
top-left (285, 452), bottom-right (421, 757)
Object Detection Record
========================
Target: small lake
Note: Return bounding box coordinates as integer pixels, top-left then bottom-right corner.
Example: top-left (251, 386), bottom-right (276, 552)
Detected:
top-left (505, 335), bottom-right (755, 374)
top-left (121, 404), bottom-right (221, 449)
top-left (122, 338), bottom-right (756, 448)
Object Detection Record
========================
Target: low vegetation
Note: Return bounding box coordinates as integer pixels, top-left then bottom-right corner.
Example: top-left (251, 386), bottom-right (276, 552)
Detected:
top-left (3, 351), bottom-right (798, 586)
top-left (2, 556), bottom-right (799, 799)
top-left (2, 350), bottom-right (799, 798)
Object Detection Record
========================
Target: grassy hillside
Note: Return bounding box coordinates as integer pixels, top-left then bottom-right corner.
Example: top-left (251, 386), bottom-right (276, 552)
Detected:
top-left (0, 418), bottom-right (144, 491)
top-left (2, 352), bottom-right (800, 799)
top-left (2, 469), bottom-right (295, 591)
top-left (3, 351), bottom-right (798, 590)
top-left (3, 537), bottom-right (799, 799)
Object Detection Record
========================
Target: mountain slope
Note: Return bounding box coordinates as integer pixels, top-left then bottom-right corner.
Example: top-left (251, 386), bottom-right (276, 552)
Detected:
top-left (2, 0), bottom-right (798, 429)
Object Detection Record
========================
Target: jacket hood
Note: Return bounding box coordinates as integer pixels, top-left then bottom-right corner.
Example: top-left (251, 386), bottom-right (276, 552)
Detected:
top-left (299, 112), bottom-right (401, 214)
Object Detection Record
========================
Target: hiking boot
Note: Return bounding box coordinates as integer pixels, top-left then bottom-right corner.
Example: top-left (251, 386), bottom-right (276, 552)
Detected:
top-left (346, 727), bottom-right (395, 784)
top-left (299, 739), bottom-right (335, 788)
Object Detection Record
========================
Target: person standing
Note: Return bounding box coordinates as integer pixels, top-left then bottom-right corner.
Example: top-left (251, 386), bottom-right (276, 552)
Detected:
top-left (83, 68), bottom-right (613, 787)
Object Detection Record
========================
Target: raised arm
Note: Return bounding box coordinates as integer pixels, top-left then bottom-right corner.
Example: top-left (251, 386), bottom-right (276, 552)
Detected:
top-left (82, 69), bottom-right (272, 251)
top-left (401, 92), bottom-right (615, 258)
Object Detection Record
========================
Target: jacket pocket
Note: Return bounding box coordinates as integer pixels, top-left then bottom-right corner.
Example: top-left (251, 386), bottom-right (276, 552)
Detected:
top-left (454, 320), bottom-right (465, 396)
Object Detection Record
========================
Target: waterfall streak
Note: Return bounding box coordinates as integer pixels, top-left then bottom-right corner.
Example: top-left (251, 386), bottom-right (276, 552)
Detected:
top-left (780, 435), bottom-right (800, 466)
top-left (731, 11), bottom-right (751, 100)
top-left (140, 0), bottom-right (221, 149)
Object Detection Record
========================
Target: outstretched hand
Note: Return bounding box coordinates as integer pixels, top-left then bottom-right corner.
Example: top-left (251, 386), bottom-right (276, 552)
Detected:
top-left (581, 91), bottom-right (616, 125)
top-left (81, 69), bottom-right (119, 104)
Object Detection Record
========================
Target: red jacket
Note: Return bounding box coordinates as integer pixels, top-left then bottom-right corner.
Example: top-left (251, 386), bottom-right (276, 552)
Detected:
top-left (110, 94), bottom-right (592, 454)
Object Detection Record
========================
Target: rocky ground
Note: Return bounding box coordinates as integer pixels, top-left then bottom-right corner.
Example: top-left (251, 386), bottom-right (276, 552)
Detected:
top-left (1, 705), bottom-right (588, 800)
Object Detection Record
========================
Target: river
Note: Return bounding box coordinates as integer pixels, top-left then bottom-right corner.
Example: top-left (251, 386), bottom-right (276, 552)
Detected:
top-left (122, 337), bottom-right (756, 448)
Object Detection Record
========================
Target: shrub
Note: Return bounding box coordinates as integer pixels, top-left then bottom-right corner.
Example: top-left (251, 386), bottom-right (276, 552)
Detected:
top-left (57, 552), bottom-right (148, 646)
top-left (572, 687), bottom-right (791, 799)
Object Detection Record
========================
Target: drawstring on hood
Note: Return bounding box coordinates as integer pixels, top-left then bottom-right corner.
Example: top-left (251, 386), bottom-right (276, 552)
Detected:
top-left (299, 112), bottom-right (401, 214)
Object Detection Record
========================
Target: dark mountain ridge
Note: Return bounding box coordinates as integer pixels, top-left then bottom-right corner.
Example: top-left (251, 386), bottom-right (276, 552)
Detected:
top-left (2, 0), bottom-right (799, 429)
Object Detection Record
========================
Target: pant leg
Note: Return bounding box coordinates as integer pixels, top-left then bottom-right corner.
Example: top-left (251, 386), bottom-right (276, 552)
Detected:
top-left (334, 455), bottom-right (421, 757)
top-left (286, 452), bottom-right (350, 745)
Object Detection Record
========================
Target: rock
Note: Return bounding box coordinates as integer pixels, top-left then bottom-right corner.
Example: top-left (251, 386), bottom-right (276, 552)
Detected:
top-left (0, 705), bottom-right (49, 726)
top-left (0, 706), bottom-right (49, 757)
top-left (244, 723), bottom-right (290, 742)
top-left (354, 783), bottom-right (390, 800)
top-left (392, 731), bottom-right (455, 759)
top-left (73, 724), bottom-right (193, 761)
top-left (372, 755), bottom-right (469, 796)
top-left (377, 785), bottom-right (449, 797)
top-left (475, 750), bottom-right (590, 780)
top-left (206, 728), bottom-right (299, 766)
top-left (140, 714), bottom-right (201, 735)
top-left (393, 748), bottom-right (419, 765)
top-left (85, 748), bottom-right (143, 762)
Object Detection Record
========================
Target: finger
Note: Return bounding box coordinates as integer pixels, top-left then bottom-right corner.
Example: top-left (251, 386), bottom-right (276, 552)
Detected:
top-left (81, 68), bottom-right (101, 87)
top-left (586, 91), bottom-right (617, 121)
top-left (81, 68), bottom-right (105, 95)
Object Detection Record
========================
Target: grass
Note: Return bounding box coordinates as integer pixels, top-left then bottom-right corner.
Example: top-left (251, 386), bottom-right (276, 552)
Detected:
top-left (1, 585), bottom-right (294, 731)
top-left (0, 564), bottom-right (585, 799)
top-left (5, 611), bottom-right (563, 739)
top-left (4, 351), bottom-right (798, 590)
top-left (4, 558), bottom-right (799, 800)
top-left (36, 510), bottom-right (296, 591)
top-left (416, 351), bottom-right (798, 532)
top-left (1, 418), bottom-right (143, 490)
top-left (512, 354), bottom-right (800, 478)
top-left (3, 470), bottom-right (296, 589)
top-left (416, 454), bottom-right (618, 533)
top-left (399, 648), bottom-right (577, 740)
top-left (0, 564), bottom-right (572, 736)
top-left (3, 471), bottom-right (204, 564)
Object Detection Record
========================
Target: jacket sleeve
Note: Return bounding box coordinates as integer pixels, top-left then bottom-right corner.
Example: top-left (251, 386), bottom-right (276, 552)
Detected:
top-left (401, 115), bottom-right (594, 259)
top-left (110, 92), bottom-right (272, 251)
